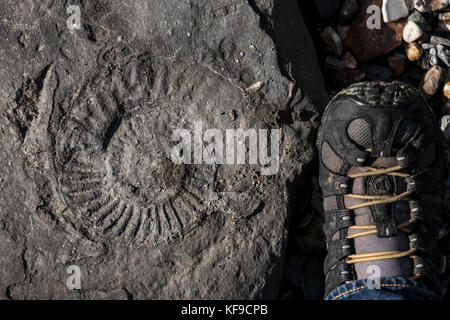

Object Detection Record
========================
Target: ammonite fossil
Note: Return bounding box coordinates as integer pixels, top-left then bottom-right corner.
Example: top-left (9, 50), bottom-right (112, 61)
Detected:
top-left (53, 52), bottom-right (219, 245)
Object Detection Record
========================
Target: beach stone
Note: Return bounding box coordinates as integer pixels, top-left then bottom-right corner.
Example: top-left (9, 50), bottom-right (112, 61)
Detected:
top-left (405, 41), bottom-right (424, 60)
top-left (414, 0), bottom-right (449, 12)
top-left (382, 0), bottom-right (410, 23)
top-left (443, 79), bottom-right (450, 100)
top-left (437, 44), bottom-right (450, 67)
top-left (325, 52), bottom-right (358, 69)
top-left (337, 25), bottom-right (351, 40)
top-left (403, 20), bottom-right (424, 43)
top-left (422, 65), bottom-right (446, 96)
top-left (0, 0), bottom-right (326, 299)
top-left (440, 12), bottom-right (450, 30)
top-left (346, 0), bottom-right (407, 61)
top-left (321, 26), bottom-right (344, 55)
top-left (337, 0), bottom-right (360, 24)
top-left (408, 10), bottom-right (431, 31)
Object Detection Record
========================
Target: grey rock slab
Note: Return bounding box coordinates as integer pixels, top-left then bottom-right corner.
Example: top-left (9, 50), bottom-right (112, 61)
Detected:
top-left (0, 0), bottom-right (326, 299)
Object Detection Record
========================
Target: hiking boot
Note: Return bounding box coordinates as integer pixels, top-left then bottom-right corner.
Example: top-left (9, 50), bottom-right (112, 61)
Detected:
top-left (317, 81), bottom-right (448, 297)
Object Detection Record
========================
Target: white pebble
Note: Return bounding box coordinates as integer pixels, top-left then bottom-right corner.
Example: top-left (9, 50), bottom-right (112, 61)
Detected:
top-left (403, 20), bottom-right (423, 43)
top-left (382, 0), bottom-right (409, 23)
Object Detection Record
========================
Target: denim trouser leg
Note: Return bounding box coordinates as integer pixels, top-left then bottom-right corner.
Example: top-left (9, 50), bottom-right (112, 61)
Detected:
top-left (325, 277), bottom-right (440, 300)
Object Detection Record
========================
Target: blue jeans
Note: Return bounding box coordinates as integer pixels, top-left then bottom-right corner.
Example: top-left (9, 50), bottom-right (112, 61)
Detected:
top-left (325, 277), bottom-right (440, 300)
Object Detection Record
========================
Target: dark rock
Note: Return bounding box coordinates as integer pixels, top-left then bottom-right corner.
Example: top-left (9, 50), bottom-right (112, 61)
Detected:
top-left (321, 27), bottom-right (344, 55)
top-left (337, 0), bottom-right (359, 24)
top-left (325, 52), bottom-right (358, 69)
top-left (337, 25), bottom-right (351, 40)
top-left (421, 50), bottom-right (433, 69)
top-left (400, 65), bottom-right (424, 86)
top-left (312, 0), bottom-right (343, 19)
top-left (388, 56), bottom-right (407, 76)
top-left (0, 0), bottom-right (326, 299)
top-left (273, 0), bottom-right (328, 108)
top-left (409, 10), bottom-right (432, 31)
top-left (345, 0), bottom-right (407, 61)
top-left (437, 44), bottom-right (450, 66)
top-left (361, 63), bottom-right (394, 81)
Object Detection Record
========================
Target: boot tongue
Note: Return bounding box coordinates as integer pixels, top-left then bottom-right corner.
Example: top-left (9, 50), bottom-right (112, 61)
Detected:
top-left (344, 157), bottom-right (413, 280)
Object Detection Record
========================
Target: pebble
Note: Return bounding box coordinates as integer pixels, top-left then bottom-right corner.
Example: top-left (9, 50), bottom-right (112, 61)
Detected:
top-left (337, 25), bottom-right (351, 40)
top-left (437, 44), bottom-right (450, 67)
top-left (408, 10), bottom-right (431, 31)
top-left (430, 47), bottom-right (439, 65)
top-left (414, 0), bottom-right (449, 12)
top-left (422, 65), bottom-right (445, 96)
top-left (337, 0), bottom-right (359, 24)
top-left (403, 20), bottom-right (424, 43)
top-left (444, 79), bottom-right (450, 100)
top-left (321, 26), bottom-right (343, 55)
top-left (405, 41), bottom-right (424, 60)
top-left (344, 52), bottom-right (358, 69)
top-left (345, 0), bottom-right (406, 61)
top-left (325, 52), bottom-right (358, 69)
top-left (439, 12), bottom-right (450, 31)
top-left (382, 0), bottom-right (410, 23)
top-left (388, 56), bottom-right (407, 75)
top-left (431, 35), bottom-right (450, 47)
top-left (441, 115), bottom-right (450, 140)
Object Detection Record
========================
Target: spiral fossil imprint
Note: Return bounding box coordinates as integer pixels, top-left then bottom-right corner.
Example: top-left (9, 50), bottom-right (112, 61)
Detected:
top-left (53, 52), bottom-right (220, 245)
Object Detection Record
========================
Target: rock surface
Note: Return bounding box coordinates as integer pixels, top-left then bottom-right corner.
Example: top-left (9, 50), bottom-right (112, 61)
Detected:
top-left (0, 0), bottom-right (326, 299)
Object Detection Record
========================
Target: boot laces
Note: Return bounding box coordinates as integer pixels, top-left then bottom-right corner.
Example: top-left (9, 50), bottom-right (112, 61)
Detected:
top-left (344, 163), bottom-right (419, 277)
